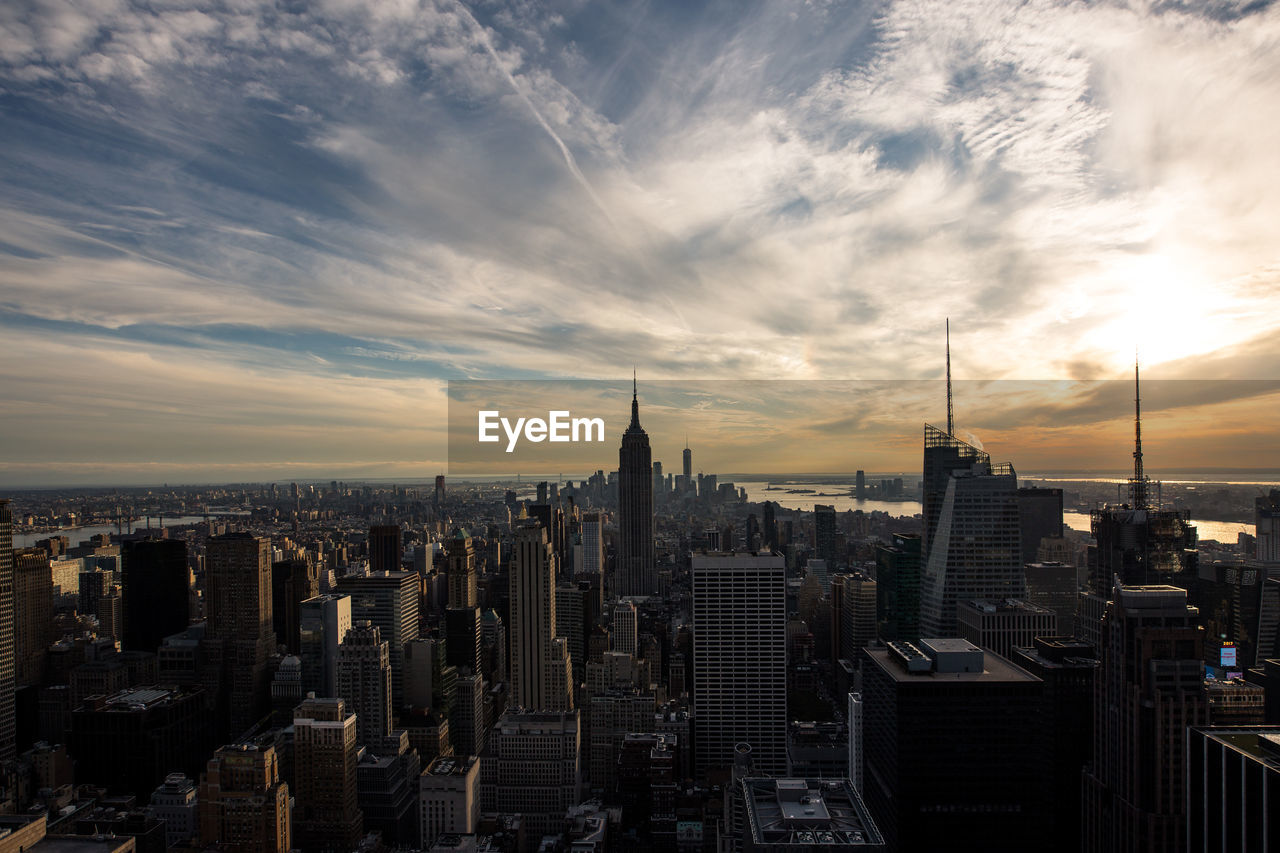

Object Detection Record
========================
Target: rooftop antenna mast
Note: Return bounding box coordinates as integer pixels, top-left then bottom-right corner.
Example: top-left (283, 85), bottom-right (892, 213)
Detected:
top-left (1130, 353), bottom-right (1149, 510)
top-left (946, 318), bottom-right (955, 436)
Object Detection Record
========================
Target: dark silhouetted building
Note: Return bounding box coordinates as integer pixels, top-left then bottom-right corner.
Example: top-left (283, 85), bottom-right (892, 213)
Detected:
top-left (122, 538), bottom-right (189, 655)
top-left (1186, 726), bottom-right (1280, 853)
top-left (368, 525), bottom-right (403, 574)
top-left (1, 499), bottom-right (14, 761)
top-left (956, 599), bottom-right (1056, 661)
top-left (203, 532), bottom-right (275, 739)
top-left (198, 742), bottom-right (292, 853)
top-left (1017, 487), bottom-right (1063, 566)
top-left (336, 571), bottom-right (419, 710)
top-left (271, 558), bottom-right (318, 655)
top-left (617, 378), bottom-right (654, 596)
top-left (293, 696), bottom-right (363, 853)
top-left (875, 534), bottom-right (922, 643)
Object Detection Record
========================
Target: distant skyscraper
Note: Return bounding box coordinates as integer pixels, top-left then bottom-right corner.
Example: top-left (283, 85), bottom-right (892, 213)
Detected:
top-left (683, 441), bottom-right (692, 481)
top-left (336, 571), bottom-right (420, 710)
top-left (510, 523), bottom-right (573, 711)
top-left (692, 551), bottom-right (787, 777)
top-left (814, 505), bottom-right (838, 567)
top-left (300, 593), bottom-right (352, 697)
top-left (1255, 489), bottom-right (1280, 566)
top-left (921, 425), bottom-right (989, 569)
top-left (617, 377), bottom-right (655, 596)
top-left (445, 529), bottom-right (481, 675)
top-left (578, 512), bottom-right (604, 585)
top-left (13, 548), bottom-right (54, 687)
top-left (122, 538), bottom-right (190, 654)
top-left (875, 533), bottom-right (922, 643)
top-left (368, 525), bottom-right (403, 574)
top-left (855, 470), bottom-right (866, 500)
top-left (293, 696), bottom-right (363, 853)
top-left (919, 458), bottom-right (1025, 638)
top-left (1082, 583), bottom-right (1208, 853)
top-left (271, 557), bottom-right (318, 655)
top-left (338, 622), bottom-right (394, 746)
top-left (1017, 487), bottom-right (1064, 566)
top-left (204, 532), bottom-right (275, 738)
top-left (612, 600), bottom-right (638, 656)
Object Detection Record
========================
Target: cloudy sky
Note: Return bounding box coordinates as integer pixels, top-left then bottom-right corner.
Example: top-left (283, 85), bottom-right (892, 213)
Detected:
top-left (2, 0), bottom-right (1279, 485)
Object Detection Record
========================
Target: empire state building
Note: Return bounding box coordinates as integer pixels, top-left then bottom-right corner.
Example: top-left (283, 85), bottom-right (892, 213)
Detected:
top-left (616, 376), bottom-right (655, 596)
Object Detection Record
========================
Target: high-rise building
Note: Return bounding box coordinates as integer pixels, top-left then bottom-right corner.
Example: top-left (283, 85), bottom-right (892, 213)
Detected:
top-left (336, 571), bottom-right (420, 710)
top-left (292, 696), bottom-right (363, 853)
top-left (1, 500), bottom-right (16, 761)
top-left (1010, 638), bottom-right (1097, 853)
top-left (691, 551), bottom-right (787, 778)
top-left (509, 524), bottom-right (572, 711)
top-left (1017, 487), bottom-right (1064, 566)
top-left (14, 548), bottom-right (53, 687)
top-left (271, 557), bottom-right (318, 655)
top-left (419, 756), bottom-right (479, 849)
top-left (204, 532), bottom-right (275, 738)
top-left (919, 460), bottom-right (1025, 638)
top-left (617, 378), bottom-right (655, 597)
top-left (337, 622), bottom-right (393, 746)
top-left (479, 709), bottom-right (582, 839)
top-left (955, 599), bottom-right (1057, 661)
top-left (368, 524), bottom-right (403, 574)
top-left (300, 593), bottom-right (352, 697)
top-left (921, 425), bottom-right (989, 569)
top-left (578, 513), bottom-right (604, 585)
top-left (1186, 726), bottom-right (1280, 853)
top-left (855, 470), bottom-right (866, 500)
top-left (1082, 583), bottom-right (1208, 853)
top-left (147, 773), bottom-right (199, 849)
top-left (451, 670), bottom-right (487, 758)
top-left (444, 530), bottom-right (481, 675)
top-left (814, 505), bottom-right (838, 567)
top-left (1254, 489), bottom-right (1280, 566)
top-left (874, 533), bottom-right (922, 643)
top-left (683, 442), bottom-right (692, 482)
top-left (1024, 561), bottom-right (1078, 633)
top-left (831, 572), bottom-right (877, 662)
top-left (198, 742), bottom-right (292, 853)
top-left (612, 600), bottom-right (637, 656)
top-left (122, 538), bottom-right (189, 654)
top-left (861, 639), bottom-right (1044, 852)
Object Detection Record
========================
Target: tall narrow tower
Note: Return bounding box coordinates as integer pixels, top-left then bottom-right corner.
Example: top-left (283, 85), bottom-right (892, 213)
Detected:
top-left (0, 499), bottom-right (14, 761)
top-left (510, 523), bottom-right (572, 711)
top-left (617, 375), bottom-right (655, 596)
top-left (204, 532), bottom-right (275, 739)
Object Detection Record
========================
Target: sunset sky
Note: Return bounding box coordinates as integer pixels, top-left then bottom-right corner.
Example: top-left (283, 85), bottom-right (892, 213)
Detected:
top-left (2, 0), bottom-right (1279, 485)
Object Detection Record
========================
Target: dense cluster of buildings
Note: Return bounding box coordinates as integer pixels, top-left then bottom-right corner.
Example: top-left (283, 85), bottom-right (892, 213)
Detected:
top-left (1, 369), bottom-right (1279, 853)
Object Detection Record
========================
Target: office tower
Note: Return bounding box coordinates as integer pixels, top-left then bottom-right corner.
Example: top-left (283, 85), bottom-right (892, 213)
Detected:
top-left (1017, 487), bottom-right (1064, 566)
top-left (14, 549), bottom-right (53, 687)
top-left (293, 696), bottom-right (363, 853)
top-left (1024, 560), bottom-right (1078, 632)
top-left (299, 593), bottom-right (352, 697)
top-left (147, 773), bottom-right (199, 849)
top-left (356, 729), bottom-right (422, 846)
top-left (731, 777), bottom-right (883, 852)
top-left (587, 689), bottom-right (655, 792)
top-left (368, 524), bottom-right (403, 574)
top-left (479, 709), bottom-right (582, 838)
top-left (1082, 583), bottom-right (1208, 853)
top-left (921, 425), bottom-right (989, 562)
top-left (919, 460), bottom-right (1025, 638)
top-left (874, 533), bottom-right (921, 643)
top-left (653, 461), bottom-right (664, 505)
top-left (336, 571), bottom-right (420, 710)
top-left (691, 551), bottom-right (787, 777)
top-left (510, 523), bottom-right (572, 711)
top-left (617, 377), bottom-right (655, 596)
top-left (683, 441), bottom-right (692, 481)
top-left (830, 571), bottom-right (876, 662)
top-left (480, 609), bottom-right (507, 684)
top-left (556, 583), bottom-right (587, 686)
top-left (96, 583), bottom-right (123, 643)
top-left (434, 475), bottom-right (446, 510)
top-left (814, 505), bottom-right (838, 566)
top-left (198, 742), bottom-right (292, 853)
top-left (419, 756), bottom-right (480, 849)
top-left (1079, 365), bottom-right (1197, 647)
top-left (955, 599), bottom-right (1057, 661)
top-left (444, 530), bottom-right (481, 674)
top-left (1256, 490), bottom-right (1280, 565)
top-left (763, 502), bottom-right (778, 551)
top-left (861, 639), bottom-right (1044, 851)
top-left (848, 693), bottom-right (863, 792)
top-left (612, 600), bottom-right (638, 656)
top-left (122, 539), bottom-right (189, 654)
top-left (578, 513), bottom-right (604, 585)
top-left (271, 558), bottom-right (318, 654)
top-left (1186, 727), bottom-right (1280, 853)
top-left (204, 532), bottom-right (275, 738)
top-left (855, 470), bottom-right (866, 500)
top-left (451, 670), bottom-right (487, 757)
top-left (338, 621), bottom-right (393, 746)
top-left (68, 685), bottom-right (213, 796)
top-left (1010, 638), bottom-right (1097, 853)
top-left (528, 503), bottom-right (566, 577)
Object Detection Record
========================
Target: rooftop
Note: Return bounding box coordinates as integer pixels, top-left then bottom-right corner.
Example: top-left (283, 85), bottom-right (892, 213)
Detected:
top-left (741, 777), bottom-right (883, 848)
top-left (1193, 727), bottom-right (1280, 770)
top-left (870, 644), bottom-right (1040, 684)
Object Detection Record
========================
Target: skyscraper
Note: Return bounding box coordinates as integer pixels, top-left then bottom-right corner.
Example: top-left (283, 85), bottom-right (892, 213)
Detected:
top-left (692, 551), bottom-right (787, 777)
top-left (292, 696), bottom-right (363, 853)
top-left (1082, 583), bottom-right (1208, 853)
top-left (300, 593), bottom-right (352, 697)
top-left (198, 742), bottom-right (292, 853)
top-left (336, 571), bottom-right (420, 710)
top-left (814, 505), bottom-right (838, 566)
top-left (921, 426), bottom-right (990, 568)
top-left (874, 533), bottom-right (922, 643)
top-left (368, 524), bottom-right (403, 574)
top-left (204, 532), bottom-right (275, 739)
top-left (122, 538), bottom-right (190, 654)
top-left (444, 529), bottom-right (481, 674)
top-left (578, 512), bottom-right (604, 585)
top-left (612, 600), bottom-right (638, 656)
top-left (617, 376), bottom-right (655, 597)
top-left (337, 622), bottom-right (393, 746)
top-left (1256, 489), bottom-right (1280, 566)
top-left (509, 523), bottom-right (573, 711)
top-left (14, 548), bottom-right (54, 687)
top-left (919, 460), bottom-right (1026, 638)
top-left (683, 440), bottom-right (692, 482)
top-left (271, 557), bottom-right (318, 654)
top-left (1, 499), bottom-right (15, 761)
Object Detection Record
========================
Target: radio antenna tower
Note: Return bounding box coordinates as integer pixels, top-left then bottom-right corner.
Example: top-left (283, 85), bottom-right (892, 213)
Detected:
top-left (1129, 354), bottom-right (1149, 510)
top-left (946, 318), bottom-right (955, 436)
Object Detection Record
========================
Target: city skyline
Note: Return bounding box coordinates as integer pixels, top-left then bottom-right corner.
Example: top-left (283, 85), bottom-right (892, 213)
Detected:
top-left (3, 2), bottom-right (1280, 485)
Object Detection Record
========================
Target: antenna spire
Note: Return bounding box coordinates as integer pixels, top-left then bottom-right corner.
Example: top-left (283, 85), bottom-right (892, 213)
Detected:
top-left (946, 318), bottom-right (955, 436)
top-left (629, 370), bottom-right (641, 430)
top-left (1129, 353), bottom-right (1149, 510)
